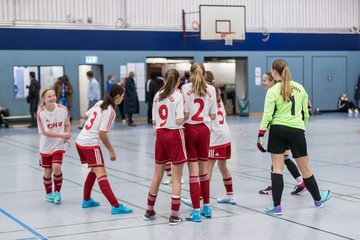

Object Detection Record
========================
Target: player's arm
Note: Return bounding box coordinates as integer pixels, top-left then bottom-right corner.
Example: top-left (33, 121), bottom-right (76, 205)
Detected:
top-left (43, 131), bottom-right (70, 140)
top-left (99, 130), bottom-right (116, 160)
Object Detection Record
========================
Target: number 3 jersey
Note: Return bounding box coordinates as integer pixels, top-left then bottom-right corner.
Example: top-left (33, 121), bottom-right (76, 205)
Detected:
top-left (181, 83), bottom-right (217, 126)
top-left (210, 100), bottom-right (231, 147)
top-left (76, 101), bottom-right (116, 146)
top-left (37, 104), bottom-right (70, 155)
top-left (152, 90), bottom-right (184, 129)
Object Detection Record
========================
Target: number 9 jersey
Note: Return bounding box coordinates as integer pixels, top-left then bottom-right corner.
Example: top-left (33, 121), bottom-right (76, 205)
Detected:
top-left (152, 90), bottom-right (184, 129)
top-left (181, 83), bottom-right (217, 127)
top-left (76, 101), bottom-right (116, 146)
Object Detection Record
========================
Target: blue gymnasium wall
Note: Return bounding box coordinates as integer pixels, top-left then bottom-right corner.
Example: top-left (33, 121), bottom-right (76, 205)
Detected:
top-left (0, 28), bottom-right (359, 119)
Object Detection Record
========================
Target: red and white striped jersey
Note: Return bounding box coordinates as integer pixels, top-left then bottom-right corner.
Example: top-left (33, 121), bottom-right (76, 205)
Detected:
top-left (37, 104), bottom-right (70, 154)
top-left (181, 83), bottom-right (217, 126)
top-left (152, 90), bottom-right (184, 129)
top-left (76, 101), bottom-right (116, 146)
top-left (210, 100), bottom-right (231, 147)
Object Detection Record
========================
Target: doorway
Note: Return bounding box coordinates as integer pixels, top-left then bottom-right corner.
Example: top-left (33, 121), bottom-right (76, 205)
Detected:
top-left (78, 65), bottom-right (104, 117)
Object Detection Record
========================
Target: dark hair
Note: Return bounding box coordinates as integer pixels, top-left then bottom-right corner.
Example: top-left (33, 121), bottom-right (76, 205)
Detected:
top-left (205, 71), bottom-right (221, 103)
top-left (159, 69), bottom-right (179, 101)
top-left (30, 71), bottom-right (36, 79)
top-left (190, 63), bottom-right (207, 97)
top-left (264, 72), bottom-right (274, 82)
top-left (86, 71), bottom-right (94, 78)
top-left (62, 75), bottom-right (72, 86)
top-left (272, 59), bottom-right (292, 102)
top-left (108, 74), bottom-right (114, 81)
top-left (100, 84), bottom-right (124, 110)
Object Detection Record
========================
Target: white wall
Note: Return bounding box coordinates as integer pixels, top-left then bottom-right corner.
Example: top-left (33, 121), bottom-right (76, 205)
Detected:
top-left (0, 0), bottom-right (358, 33)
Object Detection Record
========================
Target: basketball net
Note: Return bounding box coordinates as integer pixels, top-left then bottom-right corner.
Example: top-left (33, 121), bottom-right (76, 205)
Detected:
top-left (220, 32), bottom-right (233, 46)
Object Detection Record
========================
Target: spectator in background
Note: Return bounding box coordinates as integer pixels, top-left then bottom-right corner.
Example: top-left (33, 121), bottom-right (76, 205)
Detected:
top-left (124, 71), bottom-right (138, 126)
top-left (354, 75), bottom-right (360, 109)
top-left (78, 71), bottom-right (101, 129)
top-left (338, 92), bottom-right (358, 115)
top-left (26, 71), bottom-right (40, 128)
top-left (54, 75), bottom-right (73, 119)
top-left (107, 74), bottom-right (115, 93)
top-left (118, 78), bottom-right (126, 122)
top-left (179, 71), bottom-right (190, 89)
top-left (146, 72), bottom-right (156, 124)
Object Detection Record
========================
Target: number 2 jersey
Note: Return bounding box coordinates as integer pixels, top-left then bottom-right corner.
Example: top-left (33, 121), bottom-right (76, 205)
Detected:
top-left (76, 101), bottom-right (116, 146)
top-left (210, 100), bottom-right (231, 147)
top-left (37, 104), bottom-right (70, 155)
top-left (181, 83), bottom-right (217, 127)
top-left (152, 90), bottom-right (184, 129)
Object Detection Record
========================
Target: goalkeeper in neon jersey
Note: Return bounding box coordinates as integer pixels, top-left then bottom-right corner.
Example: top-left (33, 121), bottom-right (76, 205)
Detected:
top-left (257, 59), bottom-right (331, 215)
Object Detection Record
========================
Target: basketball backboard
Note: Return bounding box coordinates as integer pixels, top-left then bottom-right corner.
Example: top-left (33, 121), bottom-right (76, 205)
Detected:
top-left (200, 5), bottom-right (246, 41)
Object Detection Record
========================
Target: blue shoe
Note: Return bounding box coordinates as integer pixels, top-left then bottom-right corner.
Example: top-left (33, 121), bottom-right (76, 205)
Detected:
top-left (314, 190), bottom-right (331, 208)
top-left (185, 210), bottom-right (202, 222)
top-left (44, 193), bottom-right (54, 203)
top-left (53, 192), bottom-right (62, 204)
top-left (181, 197), bottom-right (193, 208)
top-left (82, 198), bottom-right (100, 208)
top-left (201, 205), bottom-right (212, 218)
top-left (265, 204), bottom-right (282, 215)
top-left (111, 204), bottom-right (133, 214)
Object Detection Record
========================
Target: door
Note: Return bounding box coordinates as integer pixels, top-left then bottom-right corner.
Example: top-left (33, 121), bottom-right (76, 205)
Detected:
top-left (78, 65), bottom-right (104, 117)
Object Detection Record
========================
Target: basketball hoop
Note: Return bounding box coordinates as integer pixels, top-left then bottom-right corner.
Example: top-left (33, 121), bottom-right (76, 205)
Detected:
top-left (220, 32), bottom-right (233, 46)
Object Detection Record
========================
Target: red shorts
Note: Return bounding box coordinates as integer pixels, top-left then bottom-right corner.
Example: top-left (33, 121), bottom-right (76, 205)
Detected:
top-left (184, 123), bottom-right (210, 162)
top-left (39, 151), bottom-right (64, 168)
top-left (76, 144), bottom-right (104, 168)
top-left (209, 143), bottom-right (231, 160)
top-left (155, 128), bottom-right (187, 165)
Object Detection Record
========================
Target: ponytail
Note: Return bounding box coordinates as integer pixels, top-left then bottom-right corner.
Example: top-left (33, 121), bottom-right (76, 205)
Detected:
top-left (100, 84), bottom-right (124, 110)
top-left (159, 69), bottom-right (179, 101)
top-left (272, 59), bottom-right (292, 102)
top-left (205, 71), bottom-right (221, 103)
top-left (190, 63), bottom-right (207, 97)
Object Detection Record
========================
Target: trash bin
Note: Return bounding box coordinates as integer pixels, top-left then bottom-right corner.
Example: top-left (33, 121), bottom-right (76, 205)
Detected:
top-left (239, 98), bottom-right (249, 117)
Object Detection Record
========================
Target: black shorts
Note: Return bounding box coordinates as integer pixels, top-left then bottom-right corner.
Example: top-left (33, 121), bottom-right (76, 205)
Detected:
top-left (267, 125), bottom-right (307, 158)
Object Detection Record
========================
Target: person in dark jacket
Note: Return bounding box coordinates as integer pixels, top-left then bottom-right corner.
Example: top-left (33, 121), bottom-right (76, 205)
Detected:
top-left (26, 71), bottom-right (40, 127)
top-left (354, 76), bottom-right (360, 109)
top-left (148, 72), bottom-right (164, 123)
top-left (124, 72), bottom-right (138, 126)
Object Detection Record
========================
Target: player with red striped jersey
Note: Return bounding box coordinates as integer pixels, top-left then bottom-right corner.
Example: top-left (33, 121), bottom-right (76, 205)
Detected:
top-left (143, 69), bottom-right (186, 226)
top-left (181, 63), bottom-right (217, 222)
top-left (205, 71), bottom-right (236, 205)
top-left (37, 88), bottom-right (71, 204)
top-left (76, 84), bottom-right (133, 215)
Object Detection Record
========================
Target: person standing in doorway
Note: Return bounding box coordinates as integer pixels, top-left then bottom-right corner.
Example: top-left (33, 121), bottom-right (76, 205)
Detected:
top-left (54, 75), bottom-right (73, 120)
top-left (124, 71), bottom-right (138, 126)
top-left (107, 74), bottom-right (115, 93)
top-left (79, 71), bottom-right (100, 129)
top-left (27, 71), bottom-right (40, 127)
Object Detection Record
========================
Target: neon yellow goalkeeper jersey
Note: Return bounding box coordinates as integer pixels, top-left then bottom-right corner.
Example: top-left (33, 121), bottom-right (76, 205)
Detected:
top-left (259, 80), bottom-right (309, 131)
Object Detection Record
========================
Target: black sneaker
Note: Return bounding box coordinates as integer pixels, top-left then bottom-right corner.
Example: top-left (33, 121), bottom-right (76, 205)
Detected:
top-left (143, 210), bottom-right (156, 220)
top-left (169, 215), bottom-right (183, 226)
top-left (258, 186), bottom-right (272, 195)
top-left (291, 183), bottom-right (307, 195)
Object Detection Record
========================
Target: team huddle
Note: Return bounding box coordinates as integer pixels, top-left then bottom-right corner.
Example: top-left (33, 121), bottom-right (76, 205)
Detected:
top-left (36, 59), bottom-right (331, 226)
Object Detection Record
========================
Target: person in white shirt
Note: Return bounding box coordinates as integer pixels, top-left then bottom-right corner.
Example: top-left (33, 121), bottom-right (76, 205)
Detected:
top-left (204, 71), bottom-right (236, 205)
top-left (143, 69), bottom-right (186, 225)
top-left (76, 84), bottom-right (133, 215)
top-left (37, 88), bottom-right (71, 204)
top-left (181, 63), bottom-right (217, 222)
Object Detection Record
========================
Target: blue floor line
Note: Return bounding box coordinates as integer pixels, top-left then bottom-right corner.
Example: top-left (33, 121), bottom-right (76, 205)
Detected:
top-left (0, 208), bottom-right (48, 240)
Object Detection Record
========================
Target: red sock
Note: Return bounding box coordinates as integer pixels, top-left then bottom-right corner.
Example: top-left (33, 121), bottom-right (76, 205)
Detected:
top-left (147, 192), bottom-right (157, 211)
top-left (97, 175), bottom-right (119, 207)
top-left (165, 162), bottom-right (172, 176)
top-left (171, 196), bottom-right (181, 217)
top-left (84, 171), bottom-right (96, 201)
top-left (223, 177), bottom-right (233, 195)
top-left (43, 176), bottom-right (52, 194)
top-left (53, 173), bottom-right (63, 192)
top-left (189, 176), bottom-right (201, 209)
top-left (200, 174), bottom-right (210, 204)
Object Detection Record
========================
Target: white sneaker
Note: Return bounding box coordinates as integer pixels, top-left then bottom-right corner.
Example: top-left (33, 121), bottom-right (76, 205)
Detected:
top-left (162, 176), bottom-right (172, 185)
top-left (355, 109), bottom-right (359, 113)
top-left (348, 109), bottom-right (353, 114)
top-left (217, 195), bottom-right (236, 205)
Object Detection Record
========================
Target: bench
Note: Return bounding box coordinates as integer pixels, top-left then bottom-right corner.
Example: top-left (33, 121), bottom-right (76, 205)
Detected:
top-left (2, 115), bottom-right (32, 127)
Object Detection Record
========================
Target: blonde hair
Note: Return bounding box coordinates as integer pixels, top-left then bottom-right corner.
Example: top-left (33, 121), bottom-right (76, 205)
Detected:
top-left (204, 71), bottom-right (221, 103)
top-left (38, 87), bottom-right (54, 108)
top-left (272, 59), bottom-right (292, 102)
top-left (190, 63), bottom-right (207, 97)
